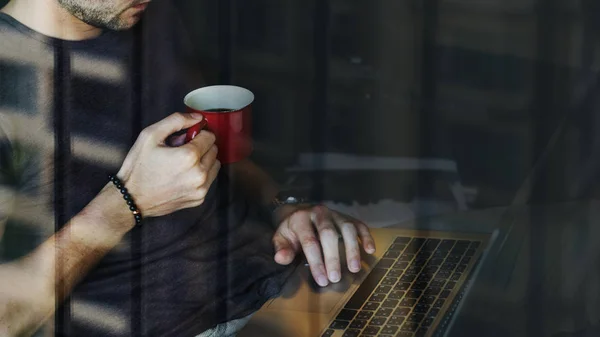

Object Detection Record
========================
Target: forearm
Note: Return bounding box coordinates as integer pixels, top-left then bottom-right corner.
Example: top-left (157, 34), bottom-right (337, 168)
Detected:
top-left (0, 184), bottom-right (134, 337)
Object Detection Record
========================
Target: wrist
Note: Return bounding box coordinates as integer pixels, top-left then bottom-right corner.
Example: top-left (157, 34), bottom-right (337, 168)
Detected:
top-left (79, 183), bottom-right (137, 237)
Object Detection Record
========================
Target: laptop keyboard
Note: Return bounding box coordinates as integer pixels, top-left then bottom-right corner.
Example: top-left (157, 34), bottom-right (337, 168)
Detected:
top-left (322, 237), bottom-right (481, 337)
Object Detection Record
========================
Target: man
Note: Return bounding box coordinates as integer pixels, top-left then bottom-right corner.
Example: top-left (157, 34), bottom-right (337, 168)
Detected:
top-left (0, 0), bottom-right (375, 336)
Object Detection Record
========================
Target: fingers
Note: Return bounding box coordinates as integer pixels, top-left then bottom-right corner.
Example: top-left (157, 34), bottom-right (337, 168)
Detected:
top-left (332, 212), bottom-right (361, 273)
top-left (356, 221), bottom-right (376, 254)
top-left (186, 130), bottom-right (216, 158)
top-left (311, 206), bottom-right (342, 284)
top-left (290, 211), bottom-right (330, 287)
top-left (149, 112), bottom-right (204, 141)
top-left (272, 224), bottom-right (298, 266)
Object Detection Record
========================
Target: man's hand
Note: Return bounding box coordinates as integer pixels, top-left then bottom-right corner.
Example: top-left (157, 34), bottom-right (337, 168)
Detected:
top-left (272, 205), bottom-right (376, 287)
top-left (117, 112), bottom-right (220, 219)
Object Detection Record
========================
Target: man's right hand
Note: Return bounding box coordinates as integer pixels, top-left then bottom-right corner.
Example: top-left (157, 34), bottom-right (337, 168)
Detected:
top-left (116, 112), bottom-right (220, 218)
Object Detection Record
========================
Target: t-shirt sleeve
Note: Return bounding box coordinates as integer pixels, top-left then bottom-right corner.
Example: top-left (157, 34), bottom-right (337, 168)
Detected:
top-left (0, 113), bottom-right (51, 261)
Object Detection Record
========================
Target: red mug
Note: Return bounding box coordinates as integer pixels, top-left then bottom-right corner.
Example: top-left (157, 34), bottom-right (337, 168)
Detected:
top-left (184, 85), bottom-right (255, 164)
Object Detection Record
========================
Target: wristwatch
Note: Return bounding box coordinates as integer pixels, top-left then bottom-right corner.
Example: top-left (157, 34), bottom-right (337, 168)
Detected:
top-left (268, 190), bottom-right (306, 213)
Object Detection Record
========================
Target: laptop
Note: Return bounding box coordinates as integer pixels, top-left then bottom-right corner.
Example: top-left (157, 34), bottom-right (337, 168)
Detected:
top-left (238, 110), bottom-right (574, 337)
top-left (240, 227), bottom-right (493, 337)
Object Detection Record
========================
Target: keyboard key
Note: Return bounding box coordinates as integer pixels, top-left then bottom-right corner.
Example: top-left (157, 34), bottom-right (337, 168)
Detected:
top-left (413, 303), bottom-right (431, 314)
top-left (384, 250), bottom-right (401, 259)
top-left (422, 265), bottom-right (439, 275)
top-left (400, 298), bottom-right (417, 307)
top-left (435, 271), bottom-right (452, 280)
top-left (388, 290), bottom-right (405, 299)
top-left (405, 238), bottom-right (426, 253)
top-left (375, 308), bottom-right (393, 317)
top-left (395, 282), bottom-right (412, 291)
top-left (461, 256), bottom-right (472, 264)
top-left (394, 237), bottom-right (412, 244)
top-left (362, 326), bottom-right (380, 335)
top-left (451, 272), bottom-right (462, 281)
top-left (381, 277), bottom-right (398, 286)
top-left (438, 240), bottom-right (456, 251)
top-left (446, 255), bottom-right (462, 264)
top-left (434, 299), bottom-right (445, 308)
top-left (381, 325), bottom-right (400, 334)
top-left (456, 264), bottom-right (467, 273)
top-left (350, 320), bottom-right (368, 329)
top-left (422, 317), bottom-right (435, 327)
top-left (329, 320), bottom-right (349, 330)
top-left (406, 290), bottom-right (422, 298)
top-left (400, 274), bottom-right (416, 282)
top-left (428, 308), bottom-right (440, 318)
top-left (429, 258), bottom-right (445, 266)
top-left (416, 273), bottom-right (433, 283)
top-left (416, 250), bottom-right (432, 259)
top-left (337, 309), bottom-right (358, 321)
top-left (419, 295), bottom-right (437, 305)
top-left (445, 281), bottom-right (457, 290)
top-left (407, 313), bottom-right (425, 323)
top-left (357, 311), bottom-right (374, 320)
top-left (441, 262), bottom-right (457, 271)
top-left (397, 333), bottom-right (414, 337)
top-left (465, 248), bottom-right (476, 257)
top-left (406, 265), bottom-right (422, 274)
top-left (343, 329), bottom-right (361, 337)
top-left (345, 268), bottom-right (387, 309)
top-left (388, 315), bottom-right (405, 325)
top-left (389, 243), bottom-right (406, 251)
top-left (470, 241), bottom-right (481, 249)
top-left (322, 329), bottom-right (335, 337)
top-left (369, 293), bottom-right (386, 302)
top-left (364, 302), bottom-right (380, 311)
top-left (425, 287), bottom-right (441, 296)
top-left (430, 279), bottom-right (446, 288)
top-left (387, 269), bottom-right (403, 277)
top-left (375, 285), bottom-right (392, 294)
top-left (382, 299), bottom-right (399, 308)
top-left (401, 322), bottom-right (420, 332)
top-left (424, 239), bottom-right (441, 251)
top-left (377, 259), bottom-right (395, 269)
top-left (370, 317), bottom-right (387, 326)
top-left (393, 261), bottom-right (409, 270)
top-left (411, 282), bottom-right (429, 290)
top-left (399, 254), bottom-right (414, 262)
top-left (394, 307), bottom-right (412, 316)
top-left (439, 290), bottom-right (451, 299)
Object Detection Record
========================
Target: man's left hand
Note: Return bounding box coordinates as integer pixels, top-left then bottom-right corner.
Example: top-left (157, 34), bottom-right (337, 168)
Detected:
top-left (272, 204), bottom-right (376, 287)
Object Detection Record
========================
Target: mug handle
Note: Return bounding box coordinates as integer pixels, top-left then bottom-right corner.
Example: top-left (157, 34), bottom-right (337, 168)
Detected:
top-left (185, 119), bottom-right (208, 143)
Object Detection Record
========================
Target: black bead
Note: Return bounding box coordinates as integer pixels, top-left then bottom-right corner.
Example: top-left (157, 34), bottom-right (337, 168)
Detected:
top-left (129, 206), bottom-right (136, 211)
top-left (116, 183), bottom-right (123, 189)
top-left (120, 188), bottom-right (128, 194)
top-left (123, 194), bottom-right (131, 200)
top-left (127, 200), bottom-right (134, 206)
top-left (135, 218), bottom-right (142, 224)
top-left (135, 215), bottom-right (142, 221)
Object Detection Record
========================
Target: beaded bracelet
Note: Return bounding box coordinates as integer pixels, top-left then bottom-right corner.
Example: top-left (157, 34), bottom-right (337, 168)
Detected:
top-left (108, 174), bottom-right (143, 225)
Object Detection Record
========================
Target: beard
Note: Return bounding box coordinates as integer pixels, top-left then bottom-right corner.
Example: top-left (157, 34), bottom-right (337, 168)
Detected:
top-left (57, 0), bottom-right (136, 30)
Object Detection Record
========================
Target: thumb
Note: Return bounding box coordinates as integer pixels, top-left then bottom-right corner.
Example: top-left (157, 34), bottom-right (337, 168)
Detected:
top-left (273, 231), bottom-right (298, 266)
top-left (152, 112), bottom-right (204, 140)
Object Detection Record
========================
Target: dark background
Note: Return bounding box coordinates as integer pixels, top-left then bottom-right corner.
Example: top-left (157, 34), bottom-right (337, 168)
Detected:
top-left (2, 0), bottom-right (599, 209)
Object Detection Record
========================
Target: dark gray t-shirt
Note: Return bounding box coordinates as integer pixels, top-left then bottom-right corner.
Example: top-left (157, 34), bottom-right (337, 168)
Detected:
top-left (0, 6), bottom-right (292, 337)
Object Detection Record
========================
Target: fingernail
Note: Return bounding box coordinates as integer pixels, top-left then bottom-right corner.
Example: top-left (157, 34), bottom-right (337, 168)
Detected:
top-left (329, 271), bottom-right (341, 283)
top-left (317, 275), bottom-right (329, 287)
top-left (190, 112), bottom-right (204, 119)
top-left (351, 260), bottom-right (361, 271)
top-left (367, 244), bottom-right (375, 253)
